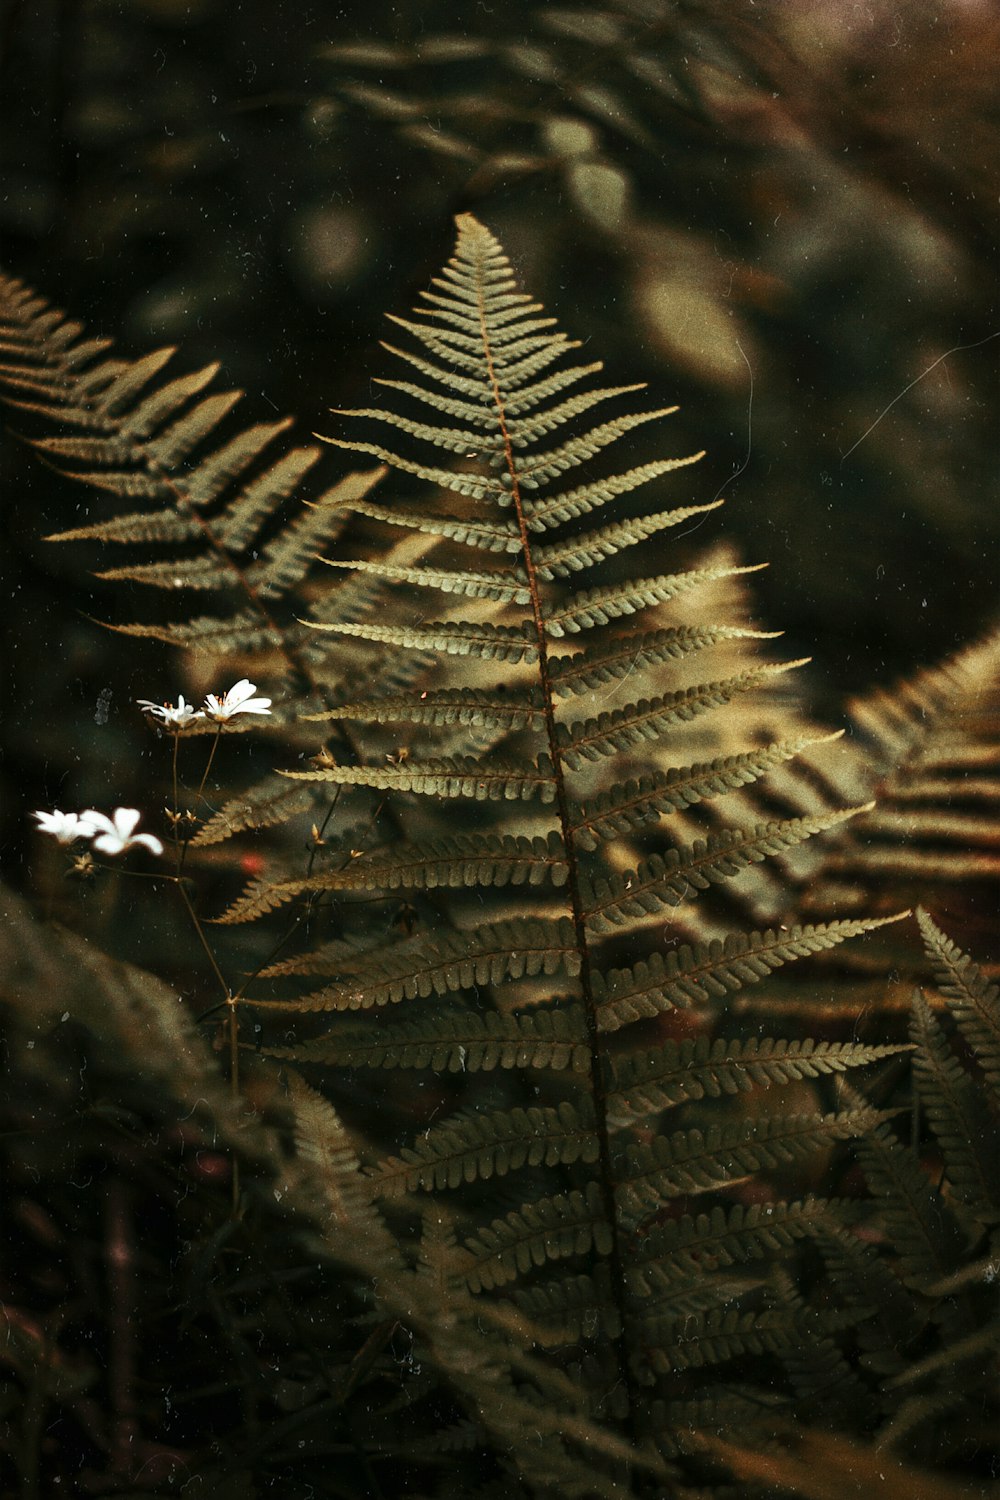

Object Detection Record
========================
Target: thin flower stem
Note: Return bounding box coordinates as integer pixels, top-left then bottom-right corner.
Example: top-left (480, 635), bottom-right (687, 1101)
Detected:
top-left (172, 872), bottom-right (241, 1212)
top-left (227, 994), bottom-right (241, 1213)
top-left (194, 1000), bottom-right (230, 1024)
top-left (171, 730), bottom-right (190, 877)
top-left (196, 725), bottom-right (223, 804)
top-left (174, 875), bottom-right (230, 1002)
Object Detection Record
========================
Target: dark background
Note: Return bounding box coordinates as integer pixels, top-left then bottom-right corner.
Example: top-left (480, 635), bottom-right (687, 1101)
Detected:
top-left (1, 6), bottom-right (998, 1494)
top-left (1, 0), bottom-right (998, 871)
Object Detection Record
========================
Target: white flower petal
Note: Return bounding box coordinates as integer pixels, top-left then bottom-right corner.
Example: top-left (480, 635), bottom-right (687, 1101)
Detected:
top-left (138, 693), bottom-right (205, 727)
top-left (79, 810), bottom-right (115, 837)
top-left (91, 832), bottom-right (126, 855)
top-left (33, 809), bottom-right (87, 844)
top-left (203, 679), bottom-right (272, 721)
top-left (132, 833), bottom-right (164, 856)
top-left (74, 807), bottom-right (161, 857)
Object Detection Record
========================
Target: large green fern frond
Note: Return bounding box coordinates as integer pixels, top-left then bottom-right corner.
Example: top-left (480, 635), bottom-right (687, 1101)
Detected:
top-left (231, 213), bottom-right (912, 1480)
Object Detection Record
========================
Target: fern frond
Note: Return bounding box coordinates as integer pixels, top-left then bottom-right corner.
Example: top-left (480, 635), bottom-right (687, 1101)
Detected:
top-left (593, 918), bottom-right (904, 1032)
top-left (306, 684), bottom-right (543, 732)
top-left (217, 443), bottom-right (324, 547)
top-left (504, 382), bottom-right (647, 441)
top-left (94, 556), bottom-right (235, 590)
top-left (319, 434), bottom-right (502, 499)
top-left (853, 1117), bottom-right (968, 1290)
top-left (286, 1070), bottom-right (404, 1272)
top-left (639, 1303), bottom-right (826, 1376)
top-left (523, 456), bottom-right (705, 528)
top-left (532, 502), bottom-right (722, 578)
top-left (214, 832), bottom-right (569, 921)
top-left (631, 1199), bottom-right (848, 1292)
top-left (0, 273), bottom-right (382, 668)
top-left (557, 664), bottom-right (808, 768)
top-left (106, 609), bottom-right (283, 652)
top-left (910, 988), bottom-right (999, 1225)
top-left (581, 810), bottom-right (867, 932)
top-left (319, 554), bottom-right (530, 604)
top-left (542, 562), bottom-right (766, 636)
top-left (798, 628), bottom-right (1000, 925)
top-left (244, 917), bottom-right (582, 1012)
top-left (192, 775), bottom-right (318, 847)
top-left (303, 615), bottom-right (539, 663)
top-left (618, 1109), bottom-right (886, 1219)
top-left (329, 403), bottom-right (500, 453)
top-left (548, 624), bottom-right (781, 699)
top-left (267, 1004), bottom-right (589, 1073)
top-left (372, 1100), bottom-right (598, 1197)
top-left (47, 508), bottom-right (203, 545)
top-left (808, 1222), bottom-right (924, 1377)
top-left (338, 496), bottom-right (521, 553)
top-left (609, 1037), bottom-right (909, 1117)
top-left (464, 1184), bottom-right (613, 1291)
top-left (510, 407), bottom-right (679, 489)
top-left (251, 471), bottom-right (380, 596)
top-left (917, 908), bottom-right (1000, 1097)
top-left (570, 736), bottom-right (841, 849)
top-left (280, 752), bottom-right (557, 802)
top-left (514, 1265), bottom-right (621, 1343)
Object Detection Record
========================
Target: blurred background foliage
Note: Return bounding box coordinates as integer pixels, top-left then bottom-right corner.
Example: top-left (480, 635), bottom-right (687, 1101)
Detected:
top-left (3, 0), bottom-right (998, 654)
top-left (3, 0), bottom-right (998, 934)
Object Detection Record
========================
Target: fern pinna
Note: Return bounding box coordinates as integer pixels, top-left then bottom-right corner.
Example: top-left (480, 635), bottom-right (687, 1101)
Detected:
top-left (214, 214), bottom-right (908, 1480)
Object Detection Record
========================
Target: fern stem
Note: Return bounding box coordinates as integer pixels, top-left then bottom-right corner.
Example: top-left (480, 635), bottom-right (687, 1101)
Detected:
top-left (473, 253), bottom-right (645, 1457)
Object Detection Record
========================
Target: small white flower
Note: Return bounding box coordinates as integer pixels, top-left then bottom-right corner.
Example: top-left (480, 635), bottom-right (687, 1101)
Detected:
top-left (33, 809), bottom-right (90, 845)
top-left (137, 693), bottom-right (205, 729)
top-left (202, 678), bottom-right (272, 723)
top-left (78, 808), bottom-right (164, 857)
